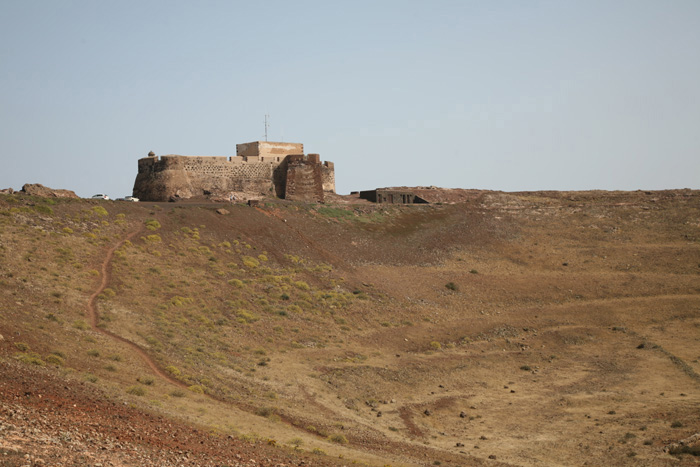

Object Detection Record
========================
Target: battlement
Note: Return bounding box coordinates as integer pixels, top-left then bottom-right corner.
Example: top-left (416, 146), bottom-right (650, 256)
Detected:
top-left (133, 141), bottom-right (334, 202)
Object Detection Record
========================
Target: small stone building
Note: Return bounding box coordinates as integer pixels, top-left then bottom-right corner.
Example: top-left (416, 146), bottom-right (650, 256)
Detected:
top-left (359, 189), bottom-right (428, 204)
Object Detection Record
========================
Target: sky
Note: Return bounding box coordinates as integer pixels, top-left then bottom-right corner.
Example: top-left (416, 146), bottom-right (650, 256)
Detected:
top-left (1, 0), bottom-right (699, 197)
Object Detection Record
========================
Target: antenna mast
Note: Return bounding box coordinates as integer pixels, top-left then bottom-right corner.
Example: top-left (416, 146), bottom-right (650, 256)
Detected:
top-left (264, 114), bottom-right (270, 142)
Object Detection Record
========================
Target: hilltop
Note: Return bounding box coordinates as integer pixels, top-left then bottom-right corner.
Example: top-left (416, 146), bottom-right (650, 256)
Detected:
top-left (1, 189), bottom-right (699, 466)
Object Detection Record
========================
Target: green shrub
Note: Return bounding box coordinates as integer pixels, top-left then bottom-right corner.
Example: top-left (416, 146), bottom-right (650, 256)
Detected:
top-left (45, 354), bottom-right (65, 366)
top-left (429, 341), bottom-right (442, 350)
top-left (242, 256), bottom-right (260, 268)
top-left (228, 279), bottom-right (244, 288)
top-left (445, 282), bottom-right (458, 291)
top-left (33, 205), bottom-right (53, 215)
top-left (145, 219), bottom-right (161, 230)
top-left (255, 406), bottom-right (275, 418)
top-left (188, 384), bottom-right (205, 394)
top-left (520, 365), bottom-right (532, 371)
top-left (317, 207), bottom-right (354, 220)
top-left (328, 434), bottom-right (348, 444)
top-left (92, 206), bottom-right (108, 217)
top-left (87, 349), bottom-right (100, 357)
top-left (84, 373), bottom-right (98, 383)
top-left (14, 342), bottom-right (30, 352)
top-left (237, 310), bottom-right (259, 323)
top-left (18, 353), bottom-right (45, 366)
top-left (169, 296), bottom-right (192, 307)
top-left (126, 385), bottom-right (145, 396)
top-left (289, 437), bottom-right (303, 448)
top-left (165, 365), bottom-right (181, 377)
top-left (137, 376), bottom-right (155, 385)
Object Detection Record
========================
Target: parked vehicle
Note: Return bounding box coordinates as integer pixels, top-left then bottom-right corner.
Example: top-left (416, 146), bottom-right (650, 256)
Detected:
top-left (115, 196), bottom-right (139, 202)
top-left (91, 194), bottom-right (110, 200)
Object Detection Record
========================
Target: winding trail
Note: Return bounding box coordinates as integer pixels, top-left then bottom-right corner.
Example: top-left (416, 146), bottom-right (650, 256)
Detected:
top-left (86, 228), bottom-right (188, 389)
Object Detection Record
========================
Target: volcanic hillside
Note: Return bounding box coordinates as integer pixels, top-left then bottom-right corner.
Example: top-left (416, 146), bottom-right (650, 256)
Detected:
top-left (0, 189), bottom-right (699, 466)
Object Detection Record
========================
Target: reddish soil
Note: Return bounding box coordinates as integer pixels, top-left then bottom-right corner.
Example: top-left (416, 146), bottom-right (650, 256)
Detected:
top-left (0, 359), bottom-right (343, 466)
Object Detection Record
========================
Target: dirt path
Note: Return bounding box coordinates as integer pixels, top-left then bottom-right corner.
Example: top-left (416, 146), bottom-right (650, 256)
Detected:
top-left (86, 227), bottom-right (188, 389)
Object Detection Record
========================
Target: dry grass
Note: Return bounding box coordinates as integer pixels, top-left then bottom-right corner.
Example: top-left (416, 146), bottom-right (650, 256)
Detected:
top-left (1, 191), bottom-right (699, 465)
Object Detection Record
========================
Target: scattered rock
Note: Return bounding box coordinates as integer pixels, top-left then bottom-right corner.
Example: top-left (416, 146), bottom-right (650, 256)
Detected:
top-left (216, 208), bottom-right (230, 215)
top-left (455, 442), bottom-right (464, 447)
top-left (423, 409), bottom-right (431, 416)
top-left (459, 411), bottom-right (467, 418)
top-left (21, 183), bottom-right (78, 199)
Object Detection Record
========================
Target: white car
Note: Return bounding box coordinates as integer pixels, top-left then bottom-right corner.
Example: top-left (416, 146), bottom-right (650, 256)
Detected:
top-left (116, 196), bottom-right (139, 202)
top-left (91, 194), bottom-right (110, 200)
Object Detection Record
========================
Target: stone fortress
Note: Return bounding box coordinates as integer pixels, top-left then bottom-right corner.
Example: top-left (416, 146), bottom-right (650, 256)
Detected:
top-left (133, 141), bottom-right (335, 203)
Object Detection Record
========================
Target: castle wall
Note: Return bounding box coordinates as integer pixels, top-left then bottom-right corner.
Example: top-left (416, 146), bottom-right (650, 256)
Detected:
top-left (285, 155), bottom-right (324, 203)
top-left (133, 141), bottom-right (334, 202)
top-left (133, 155), bottom-right (279, 201)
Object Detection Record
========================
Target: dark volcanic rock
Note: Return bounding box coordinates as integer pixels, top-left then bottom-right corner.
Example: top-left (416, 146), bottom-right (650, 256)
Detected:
top-left (21, 183), bottom-right (78, 199)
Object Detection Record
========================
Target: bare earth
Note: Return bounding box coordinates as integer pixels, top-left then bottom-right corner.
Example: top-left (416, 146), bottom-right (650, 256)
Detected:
top-left (0, 188), bottom-right (698, 466)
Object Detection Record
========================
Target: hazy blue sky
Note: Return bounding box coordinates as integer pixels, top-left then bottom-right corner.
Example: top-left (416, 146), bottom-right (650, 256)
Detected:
top-left (1, 1), bottom-right (699, 197)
